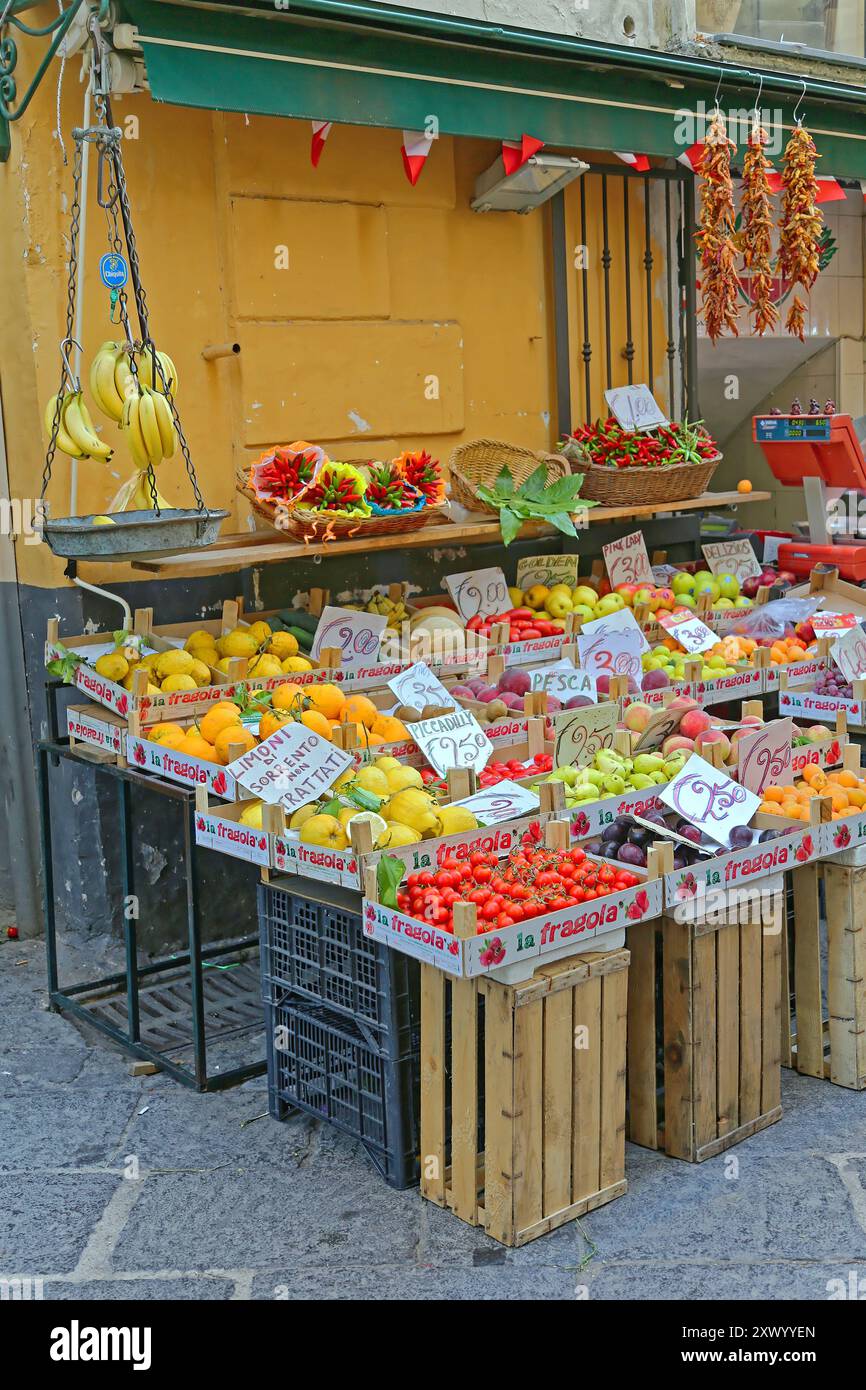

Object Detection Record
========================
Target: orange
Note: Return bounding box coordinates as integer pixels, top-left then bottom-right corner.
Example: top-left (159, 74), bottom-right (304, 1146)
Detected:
top-left (780, 800), bottom-right (802, 820)
top-left (177, 732), bottom-right (218, 762)
top-left (763, 786), bottom-right (784, 803)
top-left (340, 693), bottom-right (379, 729)
top-left (305, 683), bottom-right (345, 721)
top-left (272, 683), bottom-right (305, 712)
top-left (737, 479), bottom-right (753, 494)
top-left (300, 709), bottom-right (333, 739)
top-left (372, 715), bottom-right (409, 743)
top-left (259, 710), bottom-right (293, 741)
top-left (199, 703), bottom-right (243, 745)
top-left (214, 724), bottom-right (257, 764)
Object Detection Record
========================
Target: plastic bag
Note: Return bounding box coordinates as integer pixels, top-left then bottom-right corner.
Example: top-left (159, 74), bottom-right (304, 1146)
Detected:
top-left (721, 595), bottom-right (819, 640)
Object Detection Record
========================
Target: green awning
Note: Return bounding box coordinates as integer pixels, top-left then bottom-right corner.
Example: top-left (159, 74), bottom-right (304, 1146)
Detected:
top-left (127, 0), bottom-right (866, 178)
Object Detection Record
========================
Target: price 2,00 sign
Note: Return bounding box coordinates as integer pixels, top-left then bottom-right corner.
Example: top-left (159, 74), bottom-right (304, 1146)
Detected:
top-left (445, 567), bottom-right (509, 622)
top-left (310, 606), bottom-right (388, 669)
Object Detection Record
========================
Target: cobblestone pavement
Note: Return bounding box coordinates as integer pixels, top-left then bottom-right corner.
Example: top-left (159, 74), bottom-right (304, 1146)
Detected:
top-left (2, 940), bottom-right (865, 1301)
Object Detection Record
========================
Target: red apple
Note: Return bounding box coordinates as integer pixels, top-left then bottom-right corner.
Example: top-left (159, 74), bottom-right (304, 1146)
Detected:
top-left (741, 576), bottom-right (763, 599)
top-left (776, 570), bottom-right (797, 587)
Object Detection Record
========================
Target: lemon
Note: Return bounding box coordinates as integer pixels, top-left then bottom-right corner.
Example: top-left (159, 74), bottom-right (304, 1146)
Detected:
top-left (437, 805), bottom-right (479, 835)
top-left (385, 765), bottom-right (423, 793)
top-left (377, 822), bottom-right (422, 848)
top-left (239, 801), bottom-right (264, 828)
top-left (289, 803), bottom-right (319, 831)
top-left (183, 630), bottom-right (216, 652)
top-left (343, 810), bottom-right (387, 845)
top-left (281, 655), bottom-right (313, 673)
top-left (217, 630), bottom-right (258, 659)
top-left (156, 648), bottom-right (194, 681)
top-left (246, 620), bottom-right (272, 644)
top-left (161, 673), bottom-right (198, 692)
top-left (299, 814), bottom-right (348, 849)
top-left (247, 653), bottom-right (283, 679)
top-left (94, 652), bottom-right (129, 682)
top-left (267, 631), bottom-right (299, 660)
top-left (355, 766), bottom-right (389, 796)
top-left (373, 756), bottom-right (402, 773)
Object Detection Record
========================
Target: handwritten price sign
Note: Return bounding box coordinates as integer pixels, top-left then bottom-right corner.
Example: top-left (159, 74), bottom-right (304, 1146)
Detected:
top-left (633, 703), bottom-right (686, 754)
top-left (515, 554), bottom-right (579, 592)
top-left (702, 540), bottom-right (762, 584)
top-left (529, 661), bottom-right (597, 703)
top-left (812, 612), bottom-right (858, 635)
top-left (445, 567), bottom-right (510, 622)
top-left (553, 702), bottom-right (617, 769)
top-left (736, 719), bottom-right (793, 797)
top-left (602, 530), bottom-right (653, 588)
top-left (660, 753), bottom-right (760, 847)
top-left (577, 608), bottom-right (648, 679)
top-left (387, 662), bottom-right (456, 711)
top-left (658, 610), bottom-right (717, 655)
top-left (231, 722), bottom-right (353, 813)
top-left (453, 780), bottom-right (540, 826)
top-left (831, 624), bottom-right (866, 684)
top-left (311, 606), bottom-right (388, 670)
top-left (411, 708), bottom-right (492, 777)
top-left (604, 383), bottom-right (668, 433)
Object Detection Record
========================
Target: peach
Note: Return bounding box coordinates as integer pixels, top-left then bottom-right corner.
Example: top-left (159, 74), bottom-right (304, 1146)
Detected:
top-left (696, 728), bottom-right (731, 760)
top-left (623, 701), bottom-right (653, 733)
top-left (668, 695), bottom-right (700, 712)
top-left (679, 709), bottom-right (712, 741)
top-left (662, 733), bottom-right (695, 757)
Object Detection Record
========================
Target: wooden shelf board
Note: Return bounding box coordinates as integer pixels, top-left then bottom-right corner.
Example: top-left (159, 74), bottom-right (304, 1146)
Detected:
top-left (126, 490), bottom-right (771, 577)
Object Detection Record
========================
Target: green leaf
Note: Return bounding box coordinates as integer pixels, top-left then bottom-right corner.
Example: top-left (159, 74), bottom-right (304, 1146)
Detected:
top-left (494, 465), bottom-right (515, 497)
top-left (546, 511), bottom-right (578, 537)
top-left (349, 787), bottom-right (383, 812)
top-left (320, 797), bottom-right (340, 817)
top-left (516, 463), bottom-right (552, 502)
top-left (113, 629), bottom-right (131, 648)
top-left (499, 506), bottom-right (523, 546)
top-left (533, 473), bottom-right (588, 508)
top-left (376, 854), bottom-right (406, 909)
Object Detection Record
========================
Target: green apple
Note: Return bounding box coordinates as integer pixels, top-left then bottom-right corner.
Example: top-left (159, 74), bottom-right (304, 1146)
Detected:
top-left (677, 593), bottom-right (697, 610)
top-left (672, 572), bottom-right (696, 595)
top-left (715, 573), bottom-right (740, 601)
top-left (714, 597), bottom-right (735, 610)
top-left (734, 596), bottom-right (753, 609)
top-left (596, 593), bottom-right (626, 616)
top-left (693, 572), bottom-right (721, 602)
top-left (572, 603), bottom-right (597, 623)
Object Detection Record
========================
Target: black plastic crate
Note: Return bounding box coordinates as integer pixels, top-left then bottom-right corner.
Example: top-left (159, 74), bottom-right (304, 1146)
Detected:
top-left (266, 991), bottom-right (420, 1189)
top-left (257, 879), bottom-right (418, 1048)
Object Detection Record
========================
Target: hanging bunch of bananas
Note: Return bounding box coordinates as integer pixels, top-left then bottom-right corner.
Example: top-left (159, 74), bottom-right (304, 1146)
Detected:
top-left (43, 389), bottom-right (113, 462)
top-left (89, 340), bottom-right (179, 422)
top-left (120, 385), bottom-right (178, 470)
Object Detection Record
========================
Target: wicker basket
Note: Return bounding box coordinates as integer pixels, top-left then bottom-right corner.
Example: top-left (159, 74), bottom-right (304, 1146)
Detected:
top-left (448, 439), bottom-right (570, 516)
top-left (236, 472), bottom-right (445, 541)
top-left (576, 453), bottom-right (722, 507)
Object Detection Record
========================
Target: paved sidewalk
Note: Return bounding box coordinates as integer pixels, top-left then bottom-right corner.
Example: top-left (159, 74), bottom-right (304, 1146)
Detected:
top-left (2, 939), bottom-right (865, 1301)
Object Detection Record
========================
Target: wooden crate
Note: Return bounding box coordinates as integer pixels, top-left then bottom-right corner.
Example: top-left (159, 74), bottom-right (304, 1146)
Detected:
top-left (627, 890), bottom-right (784, 1162)
top-left (419, 946), bottom-right (629, 1247)
top-left (782, 861), bottom-right (866, 1090)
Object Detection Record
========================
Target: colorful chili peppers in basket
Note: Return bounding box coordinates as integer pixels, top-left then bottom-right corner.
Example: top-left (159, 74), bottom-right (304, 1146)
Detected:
top-left (561, 417), bottom-right (718, 469)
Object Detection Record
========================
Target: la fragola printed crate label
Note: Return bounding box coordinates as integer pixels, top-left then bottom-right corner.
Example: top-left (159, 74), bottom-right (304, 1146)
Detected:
top-left (779, 687), bottom-right (864, 724)
top-left (693, 667), bottom-right (764, 705)
top-left (126, 735), bottom-right (237, 798)
top-left (70, 663), bottom-right (129, 716)
top-left (66, 708), bottom-right (123, 754)
top-left (363, 814), bottom-right (549, 876)
top-left (567, 787), bottom-right (665, 839)
top-left (824, 810), bottom-right (866, 856)
top-left (363, 900), bottom-right (465, 974)
top-left (791, 736), bottom-right (843, 776)
top-left (621, 680), bottom-right (692, 711)
top-left (763, 656), bottom-right (827, 691)
top-left (194, 811), bottom-right (271, 865)
top-left (273, 835), bottom-right (358, 886)
top-left (497, 635), bottom-right (568, 666)
top-left (665, 825), bottom-right (817, 905)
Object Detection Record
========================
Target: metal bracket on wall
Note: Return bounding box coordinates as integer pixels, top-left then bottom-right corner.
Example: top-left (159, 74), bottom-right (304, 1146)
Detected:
top-left (0, 0), bottom-right (97, 161)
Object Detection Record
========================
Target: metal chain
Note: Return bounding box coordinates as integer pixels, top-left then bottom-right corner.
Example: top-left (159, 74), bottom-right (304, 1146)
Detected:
top-left (41, 133), bottom-right (83, 502)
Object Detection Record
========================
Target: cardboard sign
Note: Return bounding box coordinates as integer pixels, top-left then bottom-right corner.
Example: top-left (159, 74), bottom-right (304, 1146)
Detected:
top-left (411, 708), bottom-right (492, 776)
top-left (311, 606), bottom-right (388, 670)
top-left (453, 780), bottom-right (540, 826)
top-left (231, 722), bottom-right (353, 812)
top-left (762, 534), bottom-right (784, 567)
top-left (658, 610), bottom-right (717, 655)
top-left (660, 753), bottom-right (760, 847)
top-left (604, 383), bottom-right (668, 433)
top-left (736, 719), bottom-right (793, 797)
top-left (515, 554), bottom-right (579, 591)
top-left (813, 611), bottom-right (858, 635)
top-left (445, 567), bottom-right (510, 622)
top-left (602, 530), bottom-right (653, 588)
top-left (577, 608), bottom-right (649, 680)
top-left (386, 662), bottom-right (456, 711)
top-left (701, 539), bottom-right (762, 585)
top-left (633, 702), bottom-right (685, 753)
top-left (553, 702), bottom-right (618, 769)
top-left (529, 660), bottom-right (597, 703)
top-left (831, 624), bottom-right (866, 684)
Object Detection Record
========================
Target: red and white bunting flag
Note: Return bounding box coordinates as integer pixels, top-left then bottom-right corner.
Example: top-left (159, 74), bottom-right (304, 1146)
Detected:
top-left (501, 134), bottom-right (544, 177)
top-left (401, 129), bottom-right (434, 185)
top-left (815, 176), bottom-right (846, 204)
top-left (677, 141), bottom-right (705, 174)
top-left (614, 151), bottom-right (650, 172)
top-left (310, 120), bottom-right (332, 168)
top-left (859, 180), bottom-right (866, 202)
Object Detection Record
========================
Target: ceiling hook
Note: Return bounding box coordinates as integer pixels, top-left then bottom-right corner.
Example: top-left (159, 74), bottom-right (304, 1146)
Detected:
top-left (753, 72), bottom-right (764, 119)
top-left (713, 67), bottom-right (723, 114)
top-left (793, 79), bottom-right (806, 126)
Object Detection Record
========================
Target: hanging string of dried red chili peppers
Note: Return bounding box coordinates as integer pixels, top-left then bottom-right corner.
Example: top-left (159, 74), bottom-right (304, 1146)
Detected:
top-left (777, 123), bottom-right (823, 341)
top-left (696, 108), bottom-right (740, 343)
top-left (740, 122), bottom-right (778, 336)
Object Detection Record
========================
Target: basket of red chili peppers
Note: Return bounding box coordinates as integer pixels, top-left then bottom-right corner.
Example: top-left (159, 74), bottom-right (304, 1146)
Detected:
top-left (558, 417), bottom-right (721, 505)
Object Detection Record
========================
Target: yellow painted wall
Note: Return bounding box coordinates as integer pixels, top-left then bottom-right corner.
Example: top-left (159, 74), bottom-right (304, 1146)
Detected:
top-left (1, 22), bottom-right (672, 591)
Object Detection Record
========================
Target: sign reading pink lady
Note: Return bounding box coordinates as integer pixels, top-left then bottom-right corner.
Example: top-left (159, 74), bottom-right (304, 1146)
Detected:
top-left (363, 872), bottom-right (662, 979)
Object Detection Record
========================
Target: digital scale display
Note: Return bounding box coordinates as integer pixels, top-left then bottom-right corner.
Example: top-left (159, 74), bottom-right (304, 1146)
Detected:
top-left (755, 415), bottom-right (832, 443)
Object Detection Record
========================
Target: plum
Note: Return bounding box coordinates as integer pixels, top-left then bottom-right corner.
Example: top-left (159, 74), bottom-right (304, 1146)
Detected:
top-left (758, 828), bottom-right (781, 842)
top-left (627, 826), bottom-right (652, 848)
top-left (601, 822), bottom-right (627, 844)
top-left (618, 842), bottom-right (647, 867)
top-left (728, 824), bottom-right (754, 849)
top-left (672, 851), bottom-right (690, 870)
top-left (499, 669), bottom-right (531, 697)
top-left (583, 837), bottom-right (605, 855)
top-left (677, 824), bottom-right (702, 845)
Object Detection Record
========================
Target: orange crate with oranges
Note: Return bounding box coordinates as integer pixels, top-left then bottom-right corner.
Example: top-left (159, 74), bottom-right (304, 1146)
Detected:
top-left (757, 753), bottom-right (866, 826)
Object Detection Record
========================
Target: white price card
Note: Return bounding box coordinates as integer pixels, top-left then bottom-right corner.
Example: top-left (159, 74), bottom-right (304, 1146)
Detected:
top-left (453, 780), bottom-right (540, 826)
top-left (552, 702), bottom-right (618, 769)
top-left (702, 539), bottom-right (762, 584)
top-left (445, 567), bottom-right (510, 622)
top-left (658, 610), bottom-right (717, 655)
top-left (812, 611), bottom-right (858, 635)
top-left (529, 661), bottom-right (597, 703)
top-left (311, 606), bottom-right (388, 670)
top-left (577, 607), bottom-right (649, 679)
top-left (386, 662), bottom-right (456, 711)
top-left (831, 624), bottom-right (866, 684)
top-left (515, 554), bottom-right (579, 592)
top-left (602, 530), bottom-right (653, 589)
top-left (604, 383), bottom-right (668, 433)
top-left (411, 708), bottom-right (493, 777)
top-left (736, 719), bottom-right (793, 798)
top-left (660, 753), bottom-right (760, 848)
top-left (229, 722), bottom-right (354, 813)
